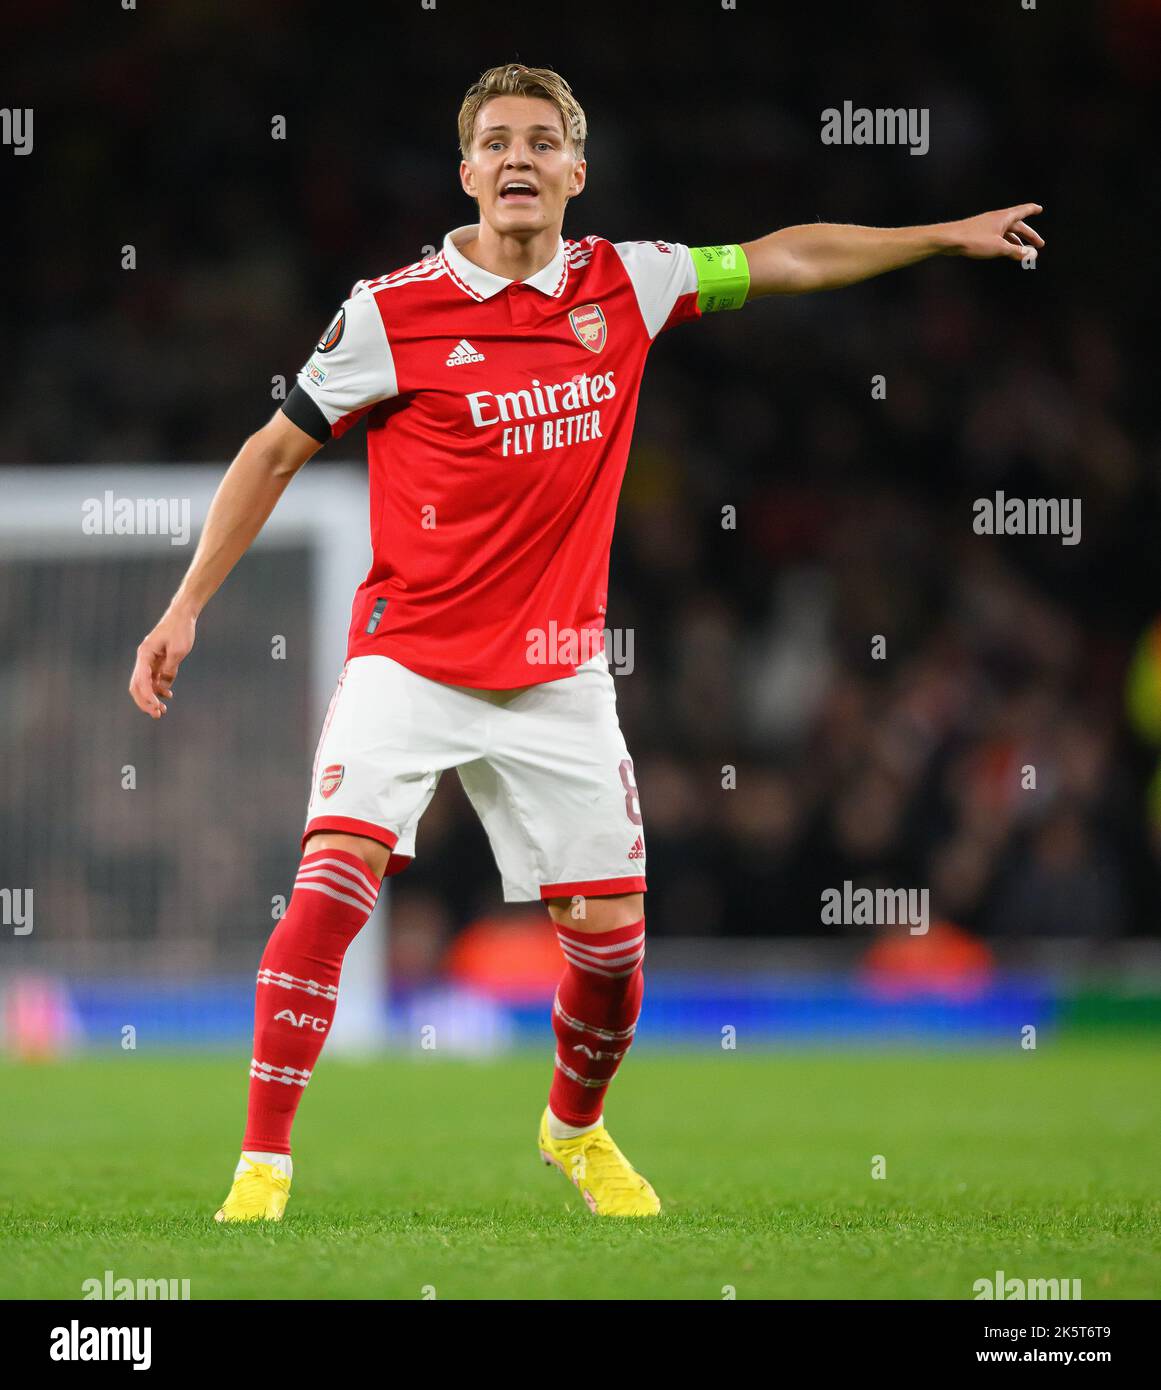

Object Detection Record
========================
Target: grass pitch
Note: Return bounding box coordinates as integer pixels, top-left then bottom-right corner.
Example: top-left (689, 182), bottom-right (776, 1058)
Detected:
top-left (3, 1042), bottom-right (1159, 1299)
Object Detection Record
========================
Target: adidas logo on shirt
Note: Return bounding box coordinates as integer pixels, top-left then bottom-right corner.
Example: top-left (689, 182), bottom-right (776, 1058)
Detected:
top-left (628, 835), bottom-right (645, 861)
top-left (445, 338), bottom-right (485, 366)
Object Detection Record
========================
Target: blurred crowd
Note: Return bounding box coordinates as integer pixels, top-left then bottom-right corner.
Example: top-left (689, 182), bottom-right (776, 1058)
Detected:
top-left (3, 1), bottom-right (1159, 953)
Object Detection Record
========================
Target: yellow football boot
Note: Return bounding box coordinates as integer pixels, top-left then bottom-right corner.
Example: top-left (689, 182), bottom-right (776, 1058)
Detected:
top-left (213, 1157), bottom-right (291, 1223)
top-left (538, 1109), bottom-right (661, 1216)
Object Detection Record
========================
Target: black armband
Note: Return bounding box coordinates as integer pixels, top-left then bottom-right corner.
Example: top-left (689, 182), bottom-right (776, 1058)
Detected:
top-left (281, 384), bottom-right (332, 443)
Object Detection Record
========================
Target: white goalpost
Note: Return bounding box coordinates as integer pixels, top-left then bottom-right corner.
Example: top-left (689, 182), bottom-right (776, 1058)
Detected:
top-left (0, 464), bottom-right (387, 1052)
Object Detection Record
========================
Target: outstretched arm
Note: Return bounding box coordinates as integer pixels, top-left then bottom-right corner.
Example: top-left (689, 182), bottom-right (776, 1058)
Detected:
top-left (740, 204), bottom-right (1044, 297)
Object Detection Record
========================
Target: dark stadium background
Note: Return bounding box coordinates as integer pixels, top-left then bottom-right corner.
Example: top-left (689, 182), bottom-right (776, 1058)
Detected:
top-left (2, 0), bottom-right (1160, 1046)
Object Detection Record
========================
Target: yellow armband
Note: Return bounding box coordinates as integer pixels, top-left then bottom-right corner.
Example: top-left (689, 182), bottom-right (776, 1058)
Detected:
top-left (690, 244), bottom-right (750, 312)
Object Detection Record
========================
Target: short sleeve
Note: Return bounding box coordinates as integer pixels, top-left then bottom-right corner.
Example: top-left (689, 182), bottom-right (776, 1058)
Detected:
top-left (613, 240), bottom-right (700, 339)
top-left (283, 283), bottom-right (399, 441)
top-left (613, 240), bottom-right (750, 339)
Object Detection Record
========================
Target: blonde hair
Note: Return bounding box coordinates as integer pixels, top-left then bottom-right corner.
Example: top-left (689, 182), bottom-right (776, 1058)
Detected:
top-left (458, 63), bottom-right (586, 161)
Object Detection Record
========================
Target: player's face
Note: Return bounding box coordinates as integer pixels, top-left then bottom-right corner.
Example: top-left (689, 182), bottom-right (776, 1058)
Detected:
top-left (461, 96), bottom-right (585, 237)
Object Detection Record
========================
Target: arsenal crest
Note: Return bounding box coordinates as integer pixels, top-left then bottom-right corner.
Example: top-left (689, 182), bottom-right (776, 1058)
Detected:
top-left (319, 763), bottom-right (344, 799)
top-left (569, 303), bottom-right (607, 353)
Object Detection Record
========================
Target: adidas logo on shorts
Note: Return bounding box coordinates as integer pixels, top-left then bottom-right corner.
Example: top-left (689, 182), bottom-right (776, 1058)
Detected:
top-left (446, 338), bottom-right (485, 366)
top-left (628, 835), bottom-right (645, 861)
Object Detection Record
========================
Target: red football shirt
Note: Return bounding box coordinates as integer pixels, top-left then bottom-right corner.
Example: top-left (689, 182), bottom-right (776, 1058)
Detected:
top-left (286, 225), bottom-right (745, 688)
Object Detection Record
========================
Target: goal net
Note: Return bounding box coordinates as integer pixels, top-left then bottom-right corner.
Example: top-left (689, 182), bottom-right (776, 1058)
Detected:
top-left (0, 463), bottom-right (386, 1052)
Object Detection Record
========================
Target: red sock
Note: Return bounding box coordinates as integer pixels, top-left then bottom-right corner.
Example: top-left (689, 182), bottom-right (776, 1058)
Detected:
top-left (549, 917), bottom-right (645, 1127)
top-left (242, 848), bottom-right (381, 1154)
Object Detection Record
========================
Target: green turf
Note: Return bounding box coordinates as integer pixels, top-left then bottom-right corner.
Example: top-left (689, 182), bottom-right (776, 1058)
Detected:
top-left (3, 1042), bottom-right (1159, 1299)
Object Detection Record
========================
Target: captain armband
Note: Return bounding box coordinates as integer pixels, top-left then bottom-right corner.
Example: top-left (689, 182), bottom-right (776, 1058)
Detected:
top-left (690, 244), bottom-right (750, 312)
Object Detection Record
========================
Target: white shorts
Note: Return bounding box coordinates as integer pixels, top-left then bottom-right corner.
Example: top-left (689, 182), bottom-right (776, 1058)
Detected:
top-left (303, 652), bottom-right (646, 902)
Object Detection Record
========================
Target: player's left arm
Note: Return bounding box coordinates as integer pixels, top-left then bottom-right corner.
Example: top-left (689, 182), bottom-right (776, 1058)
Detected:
top-left (738, 204), bottom-right (1044, 297)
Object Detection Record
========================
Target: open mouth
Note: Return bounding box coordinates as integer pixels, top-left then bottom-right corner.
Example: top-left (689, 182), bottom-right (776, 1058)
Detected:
top-left (499, 181), bottom-right (539, 202)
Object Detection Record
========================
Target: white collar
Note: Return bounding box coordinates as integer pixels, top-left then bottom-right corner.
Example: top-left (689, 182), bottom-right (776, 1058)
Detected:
top-left (441, 224), bottom-right (569, 301)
